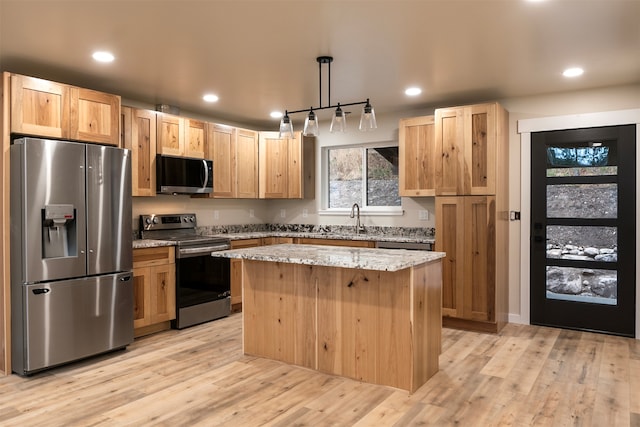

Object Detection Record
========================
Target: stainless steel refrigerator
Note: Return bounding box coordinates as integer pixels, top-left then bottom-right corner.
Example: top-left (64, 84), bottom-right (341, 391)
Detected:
top-left (10, 137), bottom-right (134, 375)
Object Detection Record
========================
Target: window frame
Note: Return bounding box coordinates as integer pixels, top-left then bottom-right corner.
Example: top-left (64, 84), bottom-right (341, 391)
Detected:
top-left (319, 141), bottom-right (404, 216)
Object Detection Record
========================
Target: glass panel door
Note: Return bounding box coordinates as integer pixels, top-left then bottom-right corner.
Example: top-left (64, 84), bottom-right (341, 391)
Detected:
top-left (530, 125), bottom-right (636, 337)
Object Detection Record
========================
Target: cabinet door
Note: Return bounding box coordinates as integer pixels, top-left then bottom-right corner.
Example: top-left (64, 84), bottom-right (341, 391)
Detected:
top-left (122, 107), bottom-right (156, 196)
top-left (462, 196), bottom-right (495, 322)
top-left (236, 129), bottom-right (259, 198)
top-left (185, 119), bottom-right (206, 159)
top-left (10, 74), bottom-right (70, 139)
top-left (399, 115), bottom-right (436, 196)
top-left (435, 197), bottom-right (464, 318)
top-left (435, 107), bottom-right (465, 195)
top-left (69, 87), bottom-right (121, 146)
top-left (464, 104), bottom-right (496, 195)
top-left (150, 263), bottom-right (176, 323)
top-left (156, 113), bottom-right (184, 156)
top-left (259, 132), bottom-right (289, 198)
top-left (210, 124), bottom-right (236, 198)
top-left (133, 267), bottom-right (152, 328)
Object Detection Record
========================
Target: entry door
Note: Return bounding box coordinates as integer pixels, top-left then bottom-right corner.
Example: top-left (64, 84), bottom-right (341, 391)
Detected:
top-left (530, 125), bottom-right (636, 337)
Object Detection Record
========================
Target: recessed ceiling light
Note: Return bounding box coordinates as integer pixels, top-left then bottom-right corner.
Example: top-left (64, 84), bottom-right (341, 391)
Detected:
top-left (270, 111), bottom-right (283, 119)
top-left (563, 67), bottom-right (584, 78)
top-left (203, 94), bottom-right (219, 103)
top-left (405, 87), bottom-right (422, 96)
top-left (92, 51), bottom-right (114, 63)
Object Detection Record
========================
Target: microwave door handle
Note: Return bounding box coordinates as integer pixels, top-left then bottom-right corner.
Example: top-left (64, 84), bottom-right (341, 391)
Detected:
top-left (202, 159), bottom-right (208, 191)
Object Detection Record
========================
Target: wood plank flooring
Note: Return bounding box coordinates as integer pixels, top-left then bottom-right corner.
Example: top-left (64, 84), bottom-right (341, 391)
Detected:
top-left (0, 313), bottom-right (638, 426)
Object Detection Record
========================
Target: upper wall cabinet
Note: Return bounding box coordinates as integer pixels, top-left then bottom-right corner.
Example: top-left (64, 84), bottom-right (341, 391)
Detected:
top-left (156, 113), bottom-right (185, 156)
top-left (9, 73), bottom-right (120, 146)
top-left (206, 124), bottom-right (259, 199)
top-left (258, 131), bottom-right (314, 199)
top-left (398, 115), bottom-right (436, 197)
top-left (122, 106), bottom-right (157, 196)
top-left (435, 102), bottom-right (507, 196)
top-left (156, 113), bottom-right (206, 159)
top-left (69, 87), bottom-right (121, 146)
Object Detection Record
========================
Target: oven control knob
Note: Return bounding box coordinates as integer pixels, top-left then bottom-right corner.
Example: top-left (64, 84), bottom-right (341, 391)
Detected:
top-left (145, 218), bottom-right (152, 225)
top-left (189, 216), bottom-right (195, 222)
top-left (152, 217), bottom-right (159, 224)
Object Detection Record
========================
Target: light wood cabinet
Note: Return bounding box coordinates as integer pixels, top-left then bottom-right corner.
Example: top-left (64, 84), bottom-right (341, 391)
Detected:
top-left (399, 115), bottom-right (436, 196)
top-left (258, 131), bottom-right (314, 199)
top-left (156, 114), bottom-right (206, 158)
top-left (236, 128), bottom-right (259, 198)
top-left (184, 118), bottom-right (206, 158)
top-left (435, 196), bottom-right (508, 333)
top-left (435, 102), bottom-right (507, 196)
top-left (156, 112), bottom-right (185, 156)
top-left (10, 73), bottom-right (120, 145)
top-left (207, 125), bottom-right (258, 199)
top-left (132, 246), bottom-right (176, 337)
top-left (122, 107), bottom-right (156, 196)
top-left (69, 86), bottom-right (120, 146)
top-left (10, 74), bottom-right (70, 139)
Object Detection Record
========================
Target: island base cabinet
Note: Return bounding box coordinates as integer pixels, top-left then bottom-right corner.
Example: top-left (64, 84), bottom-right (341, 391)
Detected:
top-left (241, 260), bottom-right (441, 393)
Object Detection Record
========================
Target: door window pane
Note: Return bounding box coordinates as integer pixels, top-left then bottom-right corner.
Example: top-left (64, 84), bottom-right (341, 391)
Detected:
top-left (546, 142), bottom-right (618, 177)
top-left (546, 266), bottom-right (617, 305)
top-left (547, 184), bottom-right (617, 218)
top-left (546, 225), bottom-right (617, 262)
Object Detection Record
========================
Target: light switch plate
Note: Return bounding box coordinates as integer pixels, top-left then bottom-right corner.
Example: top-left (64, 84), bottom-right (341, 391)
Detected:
top-left (302, 209), bottom-right (308, 218)
top-left (418, 210), bottom-right (429, 221)
top-left (280, 209), bottom-right (286, 218)
top-left (249, 209), bottom-right (255, 218)
top-left (214, 210), bottom-right (219, 220)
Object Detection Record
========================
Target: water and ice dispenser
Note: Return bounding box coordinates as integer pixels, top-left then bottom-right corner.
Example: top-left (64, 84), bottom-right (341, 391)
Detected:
top-left (42, 204), bottom-right (77, 259)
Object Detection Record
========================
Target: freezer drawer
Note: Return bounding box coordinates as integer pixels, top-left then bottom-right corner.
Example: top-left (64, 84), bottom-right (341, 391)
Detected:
top-left (13, 272), bottom-right (134, 375)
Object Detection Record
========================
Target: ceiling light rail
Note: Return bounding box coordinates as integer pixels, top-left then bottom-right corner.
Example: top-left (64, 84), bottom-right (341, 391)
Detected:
top-left (279, 56), bottom-right (377, 138)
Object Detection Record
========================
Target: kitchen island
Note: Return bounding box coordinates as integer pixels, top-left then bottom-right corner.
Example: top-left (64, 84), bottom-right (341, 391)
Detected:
top-left (212, 244), bottom-right (445, 393)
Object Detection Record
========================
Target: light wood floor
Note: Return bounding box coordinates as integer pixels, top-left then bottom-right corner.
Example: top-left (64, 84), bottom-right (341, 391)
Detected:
top-left (0, 313), bottom-right (639, 426)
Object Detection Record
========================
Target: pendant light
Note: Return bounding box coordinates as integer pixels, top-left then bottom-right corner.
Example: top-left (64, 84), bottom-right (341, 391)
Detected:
top-left (278, 56), bottom-right (376, 137)
top-left (303, 108), bottom-right (319, 136)
top-left (278, 110), bottom-right (294, 139)
top-left (329, 104), bottom-right (346, 133)
top-left (358, 99), bottom-right (376, 131)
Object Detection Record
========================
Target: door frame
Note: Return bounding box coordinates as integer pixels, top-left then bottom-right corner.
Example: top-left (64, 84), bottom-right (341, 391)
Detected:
top-left (518, 109), bottom-right (640, 338)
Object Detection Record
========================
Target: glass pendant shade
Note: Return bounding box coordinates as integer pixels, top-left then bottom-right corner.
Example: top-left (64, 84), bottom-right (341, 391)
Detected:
top-left (303, 109), bottom-right (319, 136)
top-left (358, 99), bottom-right (377, 131)
top-left (279, 111), bottom-right (294, 139)
top-left (329, 104), bottom-right (346, 133)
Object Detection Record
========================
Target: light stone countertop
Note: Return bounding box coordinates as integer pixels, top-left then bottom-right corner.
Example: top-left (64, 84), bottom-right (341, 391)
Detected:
top-left (206, 231), bottom-right (435, 245)
top-left (211, 243), bottom-right (445, 272)
top-left (132, 239), bottom-right (176, 249)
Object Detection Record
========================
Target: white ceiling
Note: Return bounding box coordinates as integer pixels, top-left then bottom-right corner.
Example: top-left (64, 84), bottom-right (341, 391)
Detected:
top-left (1, 0), bottom-right (639, 129)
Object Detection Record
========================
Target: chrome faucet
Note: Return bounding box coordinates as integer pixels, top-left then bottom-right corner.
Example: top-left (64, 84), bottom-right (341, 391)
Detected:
top-left (350, 203), bottom-right (365, 234)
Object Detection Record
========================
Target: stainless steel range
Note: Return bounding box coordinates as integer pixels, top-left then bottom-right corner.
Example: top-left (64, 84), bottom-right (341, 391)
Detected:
top-left (140, 213), bottom-right (231, 329)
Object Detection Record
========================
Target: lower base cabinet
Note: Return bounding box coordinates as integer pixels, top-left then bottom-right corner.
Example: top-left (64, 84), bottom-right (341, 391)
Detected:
top-left (435, 196), bottom-right (508, 333)
top-left (132, 246), bottom-right (176, 337)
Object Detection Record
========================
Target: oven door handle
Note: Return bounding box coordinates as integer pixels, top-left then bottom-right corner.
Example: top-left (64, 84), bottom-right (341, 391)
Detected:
top-left (177, 244), bottom-right (231, 258)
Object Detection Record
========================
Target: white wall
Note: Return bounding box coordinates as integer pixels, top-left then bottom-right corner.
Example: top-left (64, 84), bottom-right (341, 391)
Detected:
top-left (132, 83), bottom-right (640, 323)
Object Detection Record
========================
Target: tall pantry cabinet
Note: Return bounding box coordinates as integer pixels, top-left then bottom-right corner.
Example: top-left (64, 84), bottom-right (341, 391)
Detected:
top-left (432, 102), bottom-right (509, 333)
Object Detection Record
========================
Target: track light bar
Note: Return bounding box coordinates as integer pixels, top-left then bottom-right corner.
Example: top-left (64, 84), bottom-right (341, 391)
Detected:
top-left (279, 56), bottom-right (376, 138)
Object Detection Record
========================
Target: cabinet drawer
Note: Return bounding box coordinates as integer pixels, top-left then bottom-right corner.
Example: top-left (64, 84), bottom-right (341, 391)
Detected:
top-left (230, 238), bottom-right (262, 249)
top-left (133, 246), bottom-right (175, 268)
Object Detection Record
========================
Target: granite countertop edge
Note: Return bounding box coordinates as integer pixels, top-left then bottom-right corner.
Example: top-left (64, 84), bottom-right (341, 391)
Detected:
top-left (133, 231), bottom-right (435, 249)
top-left (211, 244), bottom-right (445, 272)
top-left (206, 231), bottom-right (435, 245)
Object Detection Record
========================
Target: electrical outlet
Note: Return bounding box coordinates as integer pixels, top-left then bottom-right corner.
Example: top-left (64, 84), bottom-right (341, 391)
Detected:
top-left (302, 209), bottom-right (308, 218)
top-left (280, 209), bottom-right (286, 218)
top-left (249, 209), bottom-right (255, 218)
top-left (419, 210), bottom-right (429, 221)
top-left (214, 210), bottom-right (219, 220)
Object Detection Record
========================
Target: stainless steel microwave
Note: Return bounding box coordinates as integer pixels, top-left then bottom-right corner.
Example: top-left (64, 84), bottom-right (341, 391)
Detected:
top-left (156, 154), bottom-right (213, 195)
